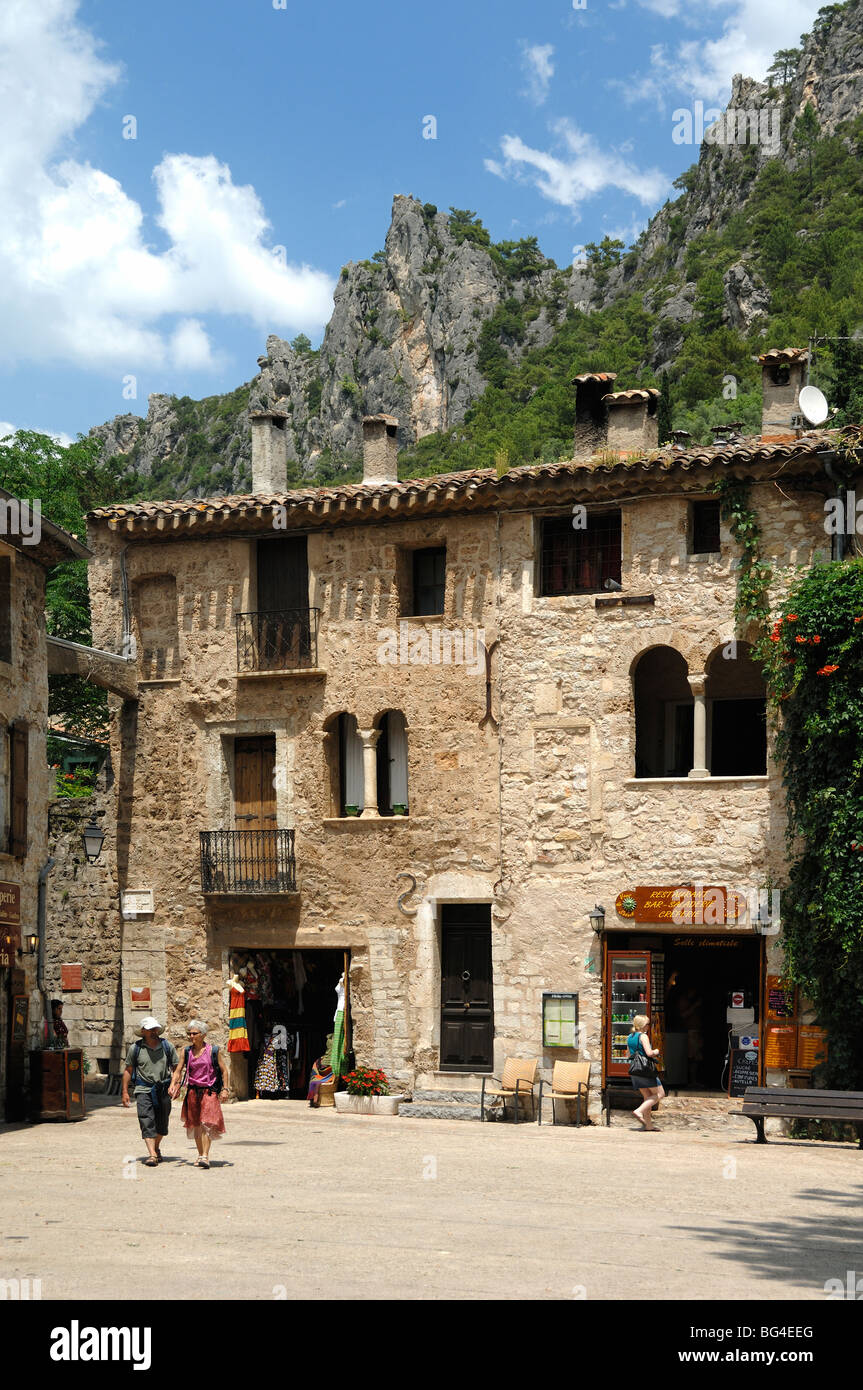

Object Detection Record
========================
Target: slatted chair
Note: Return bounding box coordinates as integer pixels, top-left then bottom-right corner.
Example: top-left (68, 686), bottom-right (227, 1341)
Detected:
top-left (538, 1061), bottom-right (590, 1127)
top-left (480, 1058), bottom-right (539, 1123)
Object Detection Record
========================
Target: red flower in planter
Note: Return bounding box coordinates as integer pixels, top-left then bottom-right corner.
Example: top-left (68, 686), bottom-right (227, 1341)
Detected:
top-left (795, 635), bottom-right (807, 644)
top-left (786, 614), bottom-right (798, 621)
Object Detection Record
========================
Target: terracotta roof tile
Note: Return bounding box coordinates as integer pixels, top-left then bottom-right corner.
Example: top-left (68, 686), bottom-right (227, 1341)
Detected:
top-left (602, 388), bottom-right (661, 405)
top-left (571, 372), bottom-right (617, 385)
top-left (88, 432), bottom-right (836, 530)
top-left (758, 347), bottom-right (808, 365)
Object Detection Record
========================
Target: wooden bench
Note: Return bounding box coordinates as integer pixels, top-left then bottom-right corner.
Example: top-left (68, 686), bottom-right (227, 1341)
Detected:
top-left (737, 1087), bottom-right (863, 1146)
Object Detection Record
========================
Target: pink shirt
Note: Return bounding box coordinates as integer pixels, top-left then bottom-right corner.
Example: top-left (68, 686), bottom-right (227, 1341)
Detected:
top-left (186, 1044), bottom-right (217, 1088)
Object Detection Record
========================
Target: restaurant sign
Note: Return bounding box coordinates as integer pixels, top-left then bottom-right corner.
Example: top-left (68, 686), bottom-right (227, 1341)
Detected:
top-left (0, 882), bottom-right (21, 962)
top-left (615, 885), bottom-right (745, 925)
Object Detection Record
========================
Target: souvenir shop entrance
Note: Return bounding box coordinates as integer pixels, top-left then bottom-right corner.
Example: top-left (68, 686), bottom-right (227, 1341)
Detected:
top-left (227, 948), bottom-right (350, 1101)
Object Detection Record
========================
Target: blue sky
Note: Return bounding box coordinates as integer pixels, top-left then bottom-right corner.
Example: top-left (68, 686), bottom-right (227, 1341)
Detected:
top-left (0, 0), bottom-right (826, 441)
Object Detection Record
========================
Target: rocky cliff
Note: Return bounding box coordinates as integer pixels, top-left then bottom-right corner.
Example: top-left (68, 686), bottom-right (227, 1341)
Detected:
top-left (91, 0), bottom-right (863, 492)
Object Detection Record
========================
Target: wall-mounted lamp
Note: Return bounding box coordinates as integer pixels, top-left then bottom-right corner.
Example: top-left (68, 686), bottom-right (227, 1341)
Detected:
top-left (589, 904), bottom-right (606, 933)
top-left (82, 821), bottom-right (106, 864)
top-left (25, 932), bottom-right (38, 955)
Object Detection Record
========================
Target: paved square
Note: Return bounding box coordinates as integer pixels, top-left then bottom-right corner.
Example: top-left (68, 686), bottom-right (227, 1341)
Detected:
top-left (1, 1100), bottom-right (861, 1301)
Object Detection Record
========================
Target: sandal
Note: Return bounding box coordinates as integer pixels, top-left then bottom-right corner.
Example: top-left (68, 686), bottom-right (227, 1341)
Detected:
top-left (144, 1157), bottom-right (158, 1167)
top-left (199, 1159), bottom-right (210, 1169)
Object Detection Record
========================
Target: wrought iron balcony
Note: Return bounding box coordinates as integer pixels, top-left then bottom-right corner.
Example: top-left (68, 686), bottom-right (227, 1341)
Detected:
top-left (236, 608), bottom-right (319, 673)
top-left (200, 829), bottom-right (297, 894)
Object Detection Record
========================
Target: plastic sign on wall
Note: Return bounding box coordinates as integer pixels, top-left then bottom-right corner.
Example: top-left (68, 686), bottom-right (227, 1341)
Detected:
top-left (542, 993), bottom-right (579, 1048)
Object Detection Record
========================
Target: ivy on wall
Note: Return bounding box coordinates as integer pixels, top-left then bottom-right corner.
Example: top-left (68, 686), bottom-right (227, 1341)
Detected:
top-left (763, 559), bottom-right (863, 1089)
top-left (713, 477), bottom-right (773, 648)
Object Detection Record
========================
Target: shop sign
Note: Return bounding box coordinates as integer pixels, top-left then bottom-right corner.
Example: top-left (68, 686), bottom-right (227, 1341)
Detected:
top-left (122, 889), bottom-right (154, 919)
top-left (0, 882), bottom-right (21, 946)
top-left (766, 975), bottom-right (797, 1020)
top-left (542, 992), bottom-right (579, 1048)
top-left (61, 963), bottom-right (83, 992)
top-left (764, 1023), bottom-right (798, 1069)
top-left (797, 1025), bottom-right (828, 1071)
top-left (615, 885), bottom-right (745, 924)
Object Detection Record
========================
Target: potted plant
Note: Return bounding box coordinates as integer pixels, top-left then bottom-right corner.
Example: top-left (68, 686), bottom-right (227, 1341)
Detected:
top-left (334, 1065), bottom-right (403, 1115)
top-left (344, 804), bottom-right (360, 817)
top-left (391, 804), bottom-right (407, 816)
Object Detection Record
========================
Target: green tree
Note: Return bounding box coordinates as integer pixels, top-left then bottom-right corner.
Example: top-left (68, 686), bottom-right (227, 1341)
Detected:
top-left (447, 208), bottom-right (491, 249)
top-left (0, 431), bottom-right (130, 735)
top-left (290, 333), bottom-right (312, 354)
top-left (766, 47), bottom-right (800, 86)
top-left (793, 103), bottom-right (820, 190)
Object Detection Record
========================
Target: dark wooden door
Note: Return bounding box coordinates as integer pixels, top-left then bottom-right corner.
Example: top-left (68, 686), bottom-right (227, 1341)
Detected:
top-left (234, 736), bottom-right (277, 831)
top-left (256, 538), bottom-right (310, 664)
top-left (440, 905), bottom-right (493, 1071)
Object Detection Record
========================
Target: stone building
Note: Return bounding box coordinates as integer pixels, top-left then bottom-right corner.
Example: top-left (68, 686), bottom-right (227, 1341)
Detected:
top-left (0, 493), bottom-right (89, 1121)
top-left (83, 348), bottom-right (842, 1110)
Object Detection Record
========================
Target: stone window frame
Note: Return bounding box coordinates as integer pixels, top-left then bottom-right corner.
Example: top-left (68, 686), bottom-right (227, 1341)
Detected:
top-left (395, 541), bottom-right (449, 619)
top-left (202, 717), bottom-right (296, 830)
top-left (533, 506), bottom-right (626, 598)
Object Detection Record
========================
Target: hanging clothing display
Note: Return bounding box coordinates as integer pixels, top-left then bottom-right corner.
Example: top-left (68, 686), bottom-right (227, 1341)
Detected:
top-left (330, 972), bottom-right (346, 1081)
top-left (254, 1029), bottom-right (292, 1095)
top-left (227, 988), bottom-right (250, 1052)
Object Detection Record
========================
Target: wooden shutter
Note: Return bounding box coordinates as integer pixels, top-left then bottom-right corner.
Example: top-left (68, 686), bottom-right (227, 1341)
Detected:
top-left (10, 721), bottom-right (28, 858)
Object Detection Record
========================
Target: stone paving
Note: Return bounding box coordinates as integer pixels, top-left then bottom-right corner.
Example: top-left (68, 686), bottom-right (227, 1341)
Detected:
top-left (0, 1096), bottom-right (861, 1301)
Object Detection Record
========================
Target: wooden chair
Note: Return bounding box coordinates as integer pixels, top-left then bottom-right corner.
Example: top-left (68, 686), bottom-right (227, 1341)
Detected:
top-left (480, 1058), bottom-right (539, 1123)
top-left (538, 1061), bottom-right (590, 1126)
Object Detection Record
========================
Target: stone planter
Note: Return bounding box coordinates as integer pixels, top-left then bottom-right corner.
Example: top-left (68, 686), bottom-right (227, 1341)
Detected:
top-left (334, 1092), bottom-right (404, 1116)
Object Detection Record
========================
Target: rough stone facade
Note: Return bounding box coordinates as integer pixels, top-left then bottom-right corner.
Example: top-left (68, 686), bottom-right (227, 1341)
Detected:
top-left (82, 434), bottom-right (842, 1112)
top-left (0, 518), bottom-right (88, 1120)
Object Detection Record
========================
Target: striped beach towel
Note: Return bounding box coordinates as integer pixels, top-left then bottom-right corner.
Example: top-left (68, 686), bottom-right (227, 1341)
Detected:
top-left (227, 988), bottom-right (250, 1052)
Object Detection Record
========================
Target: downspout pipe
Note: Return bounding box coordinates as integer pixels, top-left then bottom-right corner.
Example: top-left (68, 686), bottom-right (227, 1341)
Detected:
top-left (820, 451), bottom-right (845, 562)
top-left (37, 857), bottom-right (56, 1042)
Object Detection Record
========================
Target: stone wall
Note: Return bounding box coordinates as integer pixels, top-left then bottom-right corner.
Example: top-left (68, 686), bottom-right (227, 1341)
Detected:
top-left (43, 773), bottom-right (123, 1072)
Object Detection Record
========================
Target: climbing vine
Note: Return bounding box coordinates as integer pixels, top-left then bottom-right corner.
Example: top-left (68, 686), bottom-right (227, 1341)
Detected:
top-left (763, 559), bottom-right (863, 1089)
top-left (712, 477), bottom-right (773, 649)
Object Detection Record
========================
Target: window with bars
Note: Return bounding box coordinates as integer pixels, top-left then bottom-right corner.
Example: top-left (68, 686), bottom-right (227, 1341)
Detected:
top-left (690, 500), bottom-right (721, 555)
top-left (539, 512), bottom-right (621, 595)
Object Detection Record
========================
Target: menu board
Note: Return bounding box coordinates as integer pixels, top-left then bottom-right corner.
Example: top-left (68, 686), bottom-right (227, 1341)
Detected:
top-left (764, 1023), bottom-right (798, 1069)
top-left (766, 976), bottom-right (797, 1020)
top-left (797, 1025), bottom-right (828, 1071)
top-left (728, 1047), bottom-right (760, 1097)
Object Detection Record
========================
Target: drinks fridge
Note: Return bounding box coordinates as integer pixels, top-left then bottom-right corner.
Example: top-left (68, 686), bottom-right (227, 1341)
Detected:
top-left (607, 950), bottom-right (652, 1077)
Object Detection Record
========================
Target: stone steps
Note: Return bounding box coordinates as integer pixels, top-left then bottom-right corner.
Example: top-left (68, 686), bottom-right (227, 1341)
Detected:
top-left (400, 1101), bottom-right (482, 1121)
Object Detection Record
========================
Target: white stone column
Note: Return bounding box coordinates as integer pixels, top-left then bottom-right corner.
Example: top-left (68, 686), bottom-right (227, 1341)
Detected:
top-left (358, 728), bottom-right (381, 817)
top-left (687, 674), bottom-right (709, 779)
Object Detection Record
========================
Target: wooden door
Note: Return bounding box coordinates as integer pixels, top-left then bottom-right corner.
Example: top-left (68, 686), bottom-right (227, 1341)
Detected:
top-left (440, 905), bottom-right (493, 1071)
top-left (234, 737), bottom-right (277, 884)
top-left (256, 538), bottom-right (310, 665)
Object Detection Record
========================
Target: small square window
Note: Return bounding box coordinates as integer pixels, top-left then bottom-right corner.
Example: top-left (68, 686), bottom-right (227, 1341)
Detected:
top-left (411, 548), bottom-right (446, 616)
top-left (690, 501), bottom-right (721, 555)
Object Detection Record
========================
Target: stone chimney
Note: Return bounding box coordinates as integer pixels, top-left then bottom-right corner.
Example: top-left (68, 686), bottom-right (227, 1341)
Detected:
top-left (572, 373), bottom-right (617, 457)
top-left (250, 412), bottom-right (288, 492)
top-left (759, 348), bottom-right (808, 439)
top-left (362, 414), bottom-right (399, 484)
top-left (603, 389), bottom-right (660, 453)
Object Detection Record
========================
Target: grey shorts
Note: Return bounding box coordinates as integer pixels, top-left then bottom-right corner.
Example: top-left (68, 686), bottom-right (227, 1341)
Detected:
top-left (136, 1090), bottom-right (172, 1139)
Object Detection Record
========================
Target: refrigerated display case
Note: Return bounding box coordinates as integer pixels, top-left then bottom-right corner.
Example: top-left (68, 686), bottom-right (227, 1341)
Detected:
top-left (607, 950), bottom-right (651, 1077)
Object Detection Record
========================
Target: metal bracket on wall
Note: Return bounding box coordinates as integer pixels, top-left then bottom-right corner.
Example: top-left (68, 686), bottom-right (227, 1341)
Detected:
top-left (396, 872), bottom-right (420, 917)
top-left (479, 639), bottom-right (500, 730)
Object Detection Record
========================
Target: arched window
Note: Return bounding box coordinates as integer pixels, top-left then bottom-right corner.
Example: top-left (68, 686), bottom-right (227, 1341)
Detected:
top-left (323, 713), bottom-right (364, 817)
top-left (705, 644), bottom-right (767, 775)
top-left (375, 710), bottom-right (409, 815)
top-left (633, 647), bottom-right (692, 778)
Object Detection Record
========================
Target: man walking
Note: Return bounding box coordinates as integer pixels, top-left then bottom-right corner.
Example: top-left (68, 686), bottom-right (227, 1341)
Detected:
top-left (122, 1018), bottom-right (183, 1166)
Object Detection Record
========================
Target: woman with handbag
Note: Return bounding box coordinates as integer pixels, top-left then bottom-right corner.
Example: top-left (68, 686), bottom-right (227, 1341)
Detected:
top-left (177, 1020), bottom-right (229, 1167)
top-left (628, 1013), bottom-right (665, 1131)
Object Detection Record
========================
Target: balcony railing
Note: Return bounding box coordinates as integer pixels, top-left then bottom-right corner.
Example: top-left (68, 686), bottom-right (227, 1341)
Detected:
top-left (200, 829), bottom-right (297, 894)
top-left (236, 609), bottom-right (319, 673)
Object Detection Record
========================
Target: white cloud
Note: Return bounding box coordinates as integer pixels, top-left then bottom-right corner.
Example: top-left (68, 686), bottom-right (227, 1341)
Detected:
top-left (332, 199), bottom-right (347, 209)
top-left (486, 119), bottom-right (670, 218)
top-left (628, 0), bottom-right (824, 105)
top-left (520, 42), bottom-right (555, 106)
top-left (0, 422), bottom-right (74, 446)
top-left (0, 0), bottom-right (335, 375)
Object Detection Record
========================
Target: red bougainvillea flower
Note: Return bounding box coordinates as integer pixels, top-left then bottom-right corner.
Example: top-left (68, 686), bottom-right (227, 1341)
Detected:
top-left (795, 635), bottom-right (807, 644)
top-left (769, 633), bottom-right (780, 642)
top-left (811, 635), bottom-right (821, 643)
top-left (855, 616), bottom-right (863, 624)
top-left (817, 665), bottom-right (839, 675)
top-left (786, 613), bottom-right (798, 621)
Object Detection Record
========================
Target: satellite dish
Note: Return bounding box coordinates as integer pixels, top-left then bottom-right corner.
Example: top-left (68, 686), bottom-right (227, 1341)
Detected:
top-left (799, 385), bottom-right (829, 426)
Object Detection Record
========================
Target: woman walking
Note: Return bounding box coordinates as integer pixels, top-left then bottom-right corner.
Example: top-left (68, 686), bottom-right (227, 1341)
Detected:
top-left (180, 1021), bottom-right (229, 1167)
top-left (628, 1013), bottom-right (665, 1131)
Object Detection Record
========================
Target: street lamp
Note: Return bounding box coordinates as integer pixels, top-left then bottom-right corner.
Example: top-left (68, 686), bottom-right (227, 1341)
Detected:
top-left (82, 821), bottom-right (105, 864)
top-left (589, 904), bottom-right (606, 933)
